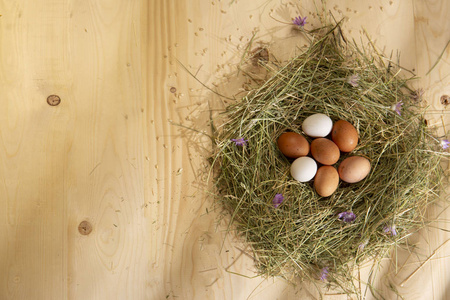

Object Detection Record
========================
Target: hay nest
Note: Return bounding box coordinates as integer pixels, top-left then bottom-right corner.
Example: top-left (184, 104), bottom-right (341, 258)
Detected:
top-left (210, 23), bottom-right (444, 292)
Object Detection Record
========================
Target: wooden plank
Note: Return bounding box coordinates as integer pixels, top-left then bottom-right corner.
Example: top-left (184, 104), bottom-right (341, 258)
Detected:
top-left (65, 1), bottom-right (147, 299)
top-left (0, 1), bottom-right (71, 299)
top-left (391, 0), bottom-right (450, 299)
top-left (0, 0), bottom-right (147, 299)
top-left (141, 1), bottom-right (302, 298)
top-left (141, 1), bottom-right (417, 299)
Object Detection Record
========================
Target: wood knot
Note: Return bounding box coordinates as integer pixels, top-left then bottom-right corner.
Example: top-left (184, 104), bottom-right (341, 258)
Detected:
top-left (440, 95), bottom-right (449, 106)
top-left (251, 47), bottom-right (269, 66)
top-left (78, 221), bottom-right (93, 235)
top-left (47, 95), bottom-right (61, 106)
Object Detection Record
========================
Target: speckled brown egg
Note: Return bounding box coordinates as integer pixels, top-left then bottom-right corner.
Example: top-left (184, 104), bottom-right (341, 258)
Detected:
top-left (277, 132), bottom-right (310, 158)
top-left (310, 138), bottom-right (340, 165)
top-left (331, 120), bottom-right (358, 152)
top-left (314, 166), bottom-right (339, 197)
top-left (338, 156), bottom-right (371, 183)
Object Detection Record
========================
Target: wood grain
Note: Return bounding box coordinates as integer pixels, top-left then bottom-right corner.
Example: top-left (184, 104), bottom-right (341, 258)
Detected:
top-left (0, 0), bottom-right (448, 299)
top-left (65, 1), bottom-right (147, 299)
top-left (391, 0), bottom-right (450, 299)
top-left (0, 1), bottom-right (71, 299)
top-left (0, 0), bottom-right (147, 299)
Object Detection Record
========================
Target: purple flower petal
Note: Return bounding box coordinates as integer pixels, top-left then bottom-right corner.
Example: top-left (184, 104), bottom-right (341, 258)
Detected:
top-left (231, 137), bottom-right (248, 146)
top-left (338, 211), bottom-right (356, 223)
top-left (383, 225), bottom-right (397, 236)
top-left (440, 139), bottom-right (449, 149)
top-left (293, 16), bottom-right (307, 27)
top-left (272, 193), bottom-right (284, 208)
top-left (319, 267), bottom-right (329, 281)
top-left (393, 101), bottom-right (403, 116)
top-left (347, 74), bottom-right (360, 87)
top-left (358, 239), bottom-right (369, 251)
top-left (392, 227), bottom-right (397, 236)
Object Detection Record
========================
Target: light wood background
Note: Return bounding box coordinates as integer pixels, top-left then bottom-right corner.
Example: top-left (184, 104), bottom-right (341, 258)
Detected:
top-left (0, 0), bottom-right (449, 299)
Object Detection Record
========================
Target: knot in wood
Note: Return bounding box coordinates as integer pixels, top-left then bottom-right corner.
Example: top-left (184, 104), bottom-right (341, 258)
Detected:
top-left (78, 221), bottom-right (93, 235)
top-left (47, 95), bottom-right (61, 106)
top-left (440, 95), bottom-right (449, 106)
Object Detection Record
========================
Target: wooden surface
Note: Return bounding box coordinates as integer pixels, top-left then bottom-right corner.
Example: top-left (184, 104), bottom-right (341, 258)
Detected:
top-left (0, 0), bottom-right (449, 299)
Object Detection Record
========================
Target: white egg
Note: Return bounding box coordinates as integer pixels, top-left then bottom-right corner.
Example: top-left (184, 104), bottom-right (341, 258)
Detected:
top-left (302, 113), bottom-right (333, 137)
top-left (290, 156), bottom-right (317, 182)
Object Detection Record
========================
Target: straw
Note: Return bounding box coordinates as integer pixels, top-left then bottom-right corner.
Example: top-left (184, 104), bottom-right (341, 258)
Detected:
top-left (209, 22), bottom-right (445, 295)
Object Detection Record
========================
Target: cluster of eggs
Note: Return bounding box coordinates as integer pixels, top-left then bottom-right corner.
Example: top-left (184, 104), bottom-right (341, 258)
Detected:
top-left (277, 114), bottom-right (371, 197)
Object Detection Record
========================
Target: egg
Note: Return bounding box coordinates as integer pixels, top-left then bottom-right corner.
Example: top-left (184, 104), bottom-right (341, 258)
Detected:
top-left (302, 113), bottom-right (333, 138)
top-left (314, 166), bottom-right (339, 197)
top-left (338, 156), bottom-right (371, 183)
top-left (331, 120), bottom-right (358, 152)
top-left (310, 138), bottom-right (340, 165)
top-left (277, 132), bottom-right (310, 158)
top-left (290, 156), bottom-right (317, 182)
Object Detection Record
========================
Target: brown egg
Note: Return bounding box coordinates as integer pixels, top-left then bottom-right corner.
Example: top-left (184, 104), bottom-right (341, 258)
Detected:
top-left (314, 166), bottom-right (339, 197)
top-left (331, 120), bottom-right (358, 152)
top-left (338, 156), bottom-right (371, 183)
top-left (310, 138), bottom-right (340, 165)
top-left (277, 132), bottom-right (310, 158)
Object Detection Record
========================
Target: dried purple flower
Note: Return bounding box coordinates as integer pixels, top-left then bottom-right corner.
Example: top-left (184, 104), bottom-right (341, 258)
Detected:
top-left (440, 139), bottom-right (450, 149)
top-left (347, 74), bottom-right (360, 87)
top-left (391, 101), bottom-right (403, 116)
top-left (358, 239), bottom-right (369, 251)
top-left (272, 193), bottom-right (284, 208)
top-left (231, 137), bottom-right (248, 146)
top-left (411, 88), bottom-right (424, 102)
top-left (338, 211), bottom-right (356, 223)
top-left (383, 225), bottom-right (397, 236)
top-left (319, 267), bottom-right (329, 281)
top-left (293, 16), bottom-right (307, 27)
